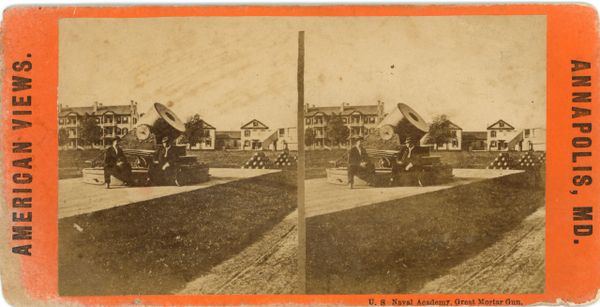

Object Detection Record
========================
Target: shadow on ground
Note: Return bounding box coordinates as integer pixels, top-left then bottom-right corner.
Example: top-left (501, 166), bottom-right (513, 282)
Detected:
top-left (306, 175), bottom-right (544, 294)
top-left (59, 171), bottom-right (296, 295)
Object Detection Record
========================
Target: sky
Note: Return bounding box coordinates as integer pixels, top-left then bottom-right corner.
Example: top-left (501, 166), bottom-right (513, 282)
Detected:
top-left (59, 15), bottom-right (545, 131)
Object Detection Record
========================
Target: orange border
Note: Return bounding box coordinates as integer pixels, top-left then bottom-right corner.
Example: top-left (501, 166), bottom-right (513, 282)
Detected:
top-left (2, 4), bottom-right (599, 306)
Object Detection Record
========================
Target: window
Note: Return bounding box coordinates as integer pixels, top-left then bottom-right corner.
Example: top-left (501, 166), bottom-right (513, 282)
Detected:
top-left (95, 117), bottom-right (100, 124)
top-left (122, 128), bottom-right (128, 135)
top-left (370, 117), bottom-right (376, 123)
top-left (116, 116), bottom-right (122, 124)
top-left (115, 127), bottom-right (121, 135)
top-left (205, 139), bottom-right (212, 147)
top-left (342, 118), bottom-right (347, 124)
top-left (305, 118), bottom-right (311, 124)
top-left (244, 130), bottom-right (251, 137)
top-left (279, 128), bottom-right (285, 136)
top-left (491, 131), bottom-right (497, 137)
top-left (524, 129), bottom-right (530, 137)
top-left (499, 122), bottom-right (504, 127)
top-left (203, 130), bottom-right (211, 137)
top-left (491, 141), bottom-right (497, 147)
top-left (451, 130), bottom-right (457, 137)
top-left (452, 140), bottom-right (459, 147)
top-left (122, 116), bottom-right (129, 123)
top-left (253, 121), bottom-right (258, 127)
top-left (133, 118), bottom-right (137, 124)
top-left (244, 140), bottom-right (250, 147)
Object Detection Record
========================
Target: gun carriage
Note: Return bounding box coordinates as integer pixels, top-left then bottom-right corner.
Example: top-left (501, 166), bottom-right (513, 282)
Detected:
top-left (82, 103), bottom-right (210, 186)
top-left (326, 103), bottom-right (453, 187)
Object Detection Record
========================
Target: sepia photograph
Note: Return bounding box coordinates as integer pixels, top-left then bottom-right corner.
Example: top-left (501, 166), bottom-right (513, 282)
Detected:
top-left (302, 16), bottom-right (547, 294)
top-left (57, 17), bottom-right (300, 295)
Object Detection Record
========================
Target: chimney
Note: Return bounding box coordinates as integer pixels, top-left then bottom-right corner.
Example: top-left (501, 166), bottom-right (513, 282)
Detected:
top-left (377, 100), bottom-right (384, 121)
top-left (93, 101), bottom-right (98, 112)
top-left (130, 100), bottom-right (137, 114)
top-left (304, 103), bottom-right (310, 113)
top-left (341, 102), bottom-right (345, 112)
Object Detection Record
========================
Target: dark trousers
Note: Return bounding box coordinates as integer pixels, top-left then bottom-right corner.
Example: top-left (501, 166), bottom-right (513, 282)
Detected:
top-left (348, 163), bottom-right (375, 184)
top-left (104, 164), bottom-right (132, 184)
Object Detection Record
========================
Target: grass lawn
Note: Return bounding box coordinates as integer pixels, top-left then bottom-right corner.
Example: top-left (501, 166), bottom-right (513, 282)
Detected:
top-left (59, 170), bottom-right (297, 295)
top-left (306, 174), bottom-right (544, 294)
top-left (59, 149), bottom-right (297, 179)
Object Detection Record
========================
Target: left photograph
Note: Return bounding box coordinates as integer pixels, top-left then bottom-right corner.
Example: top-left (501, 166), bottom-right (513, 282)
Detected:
top-left (57, 18), bottom-right (299, 295)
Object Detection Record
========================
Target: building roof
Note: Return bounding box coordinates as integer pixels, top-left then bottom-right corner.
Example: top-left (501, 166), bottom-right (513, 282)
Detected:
top-left (306, 104), bottom-right (379, 117)
top-left (447, 120), bottom-right (462, 130)
top-left (201, 121), bottom-right (216, 130)
top-left (241, 119), bottom-right (269, 129)
top-left (487, 119), bottom-right (515, 130)
top-left (58, 104), bottom-right (134, 117)
top-left (462, 131), bottom-right (487, 141)
top-left (216, 131), bottom-right (241, 139)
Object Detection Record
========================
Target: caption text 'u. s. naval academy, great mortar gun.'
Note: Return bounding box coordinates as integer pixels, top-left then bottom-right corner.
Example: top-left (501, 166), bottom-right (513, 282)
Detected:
top-left (326, 103), bottom-right (453, 187)
top-left (82, 102), bottom-right (210, 186)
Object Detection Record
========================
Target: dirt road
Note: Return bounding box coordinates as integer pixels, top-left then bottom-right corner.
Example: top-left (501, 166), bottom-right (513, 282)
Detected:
top-left (418, 206), bottom-right (545, 293)
top-left (178, 210), bottom-right (299, 294)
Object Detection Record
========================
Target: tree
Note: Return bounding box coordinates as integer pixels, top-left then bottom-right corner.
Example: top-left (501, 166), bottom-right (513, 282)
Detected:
top-left (79, 114), bottom-right (102, 148)
top-left (426, 114), bottom-right (453, 148)
top-left (326, 113), bottom-right (349, 147)
top-left (58, 128), bottom-right (70, 149)
top-left (305, 128), bottom-right (316, 148)
top-left (182, 114), bottom-right (205, 148)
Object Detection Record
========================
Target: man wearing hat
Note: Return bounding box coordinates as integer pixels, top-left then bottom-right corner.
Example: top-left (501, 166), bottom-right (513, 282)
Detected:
top-left (103, 136), bottom-right (132, 189)
top-left (150, 136), bottom-right (180, 185)
top-left (390, 136), bottom-right (420, 185)
top-left (347, 136), bottom-right (374, 189)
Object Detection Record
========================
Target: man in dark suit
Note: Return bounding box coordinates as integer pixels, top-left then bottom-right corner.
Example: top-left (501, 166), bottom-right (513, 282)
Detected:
top-left (390, 136), bottom-right (422, 185)
top-left (104, 136), bottom-right (132, 189)
top-left (347, 137), bottom-right (374, 189)
top-left (150, 136), bottom-right (180, 186)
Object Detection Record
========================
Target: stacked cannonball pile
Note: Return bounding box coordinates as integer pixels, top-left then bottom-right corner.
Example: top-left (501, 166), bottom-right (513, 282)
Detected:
top-left (488, 152), bottom-right (512, 170)
top-left (241, 152), bottom-right (271, 169)
top-left (538, 152), bottom-right (546, 164)
top-left (273, 151), bottom-right (297, 169)
top-left (515, 151), bottom-right (542, 170)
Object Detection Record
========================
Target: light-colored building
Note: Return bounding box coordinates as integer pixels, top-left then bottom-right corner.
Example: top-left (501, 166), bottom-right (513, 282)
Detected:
top-left (188, 121), bottom-right (216, 150)
top-left (522, 127), bottom-right (546, 151)
top-left (486, 119), bottom-right (522, 151)
top-left (58, 101), bottom-right (140, 149)
top-left (241, 119), bottom-right (276, 150)
top-left (277, 127), bottom-right (298, 151)
top-left (304, 101), bottom-right (385, 148)
top-left (435, 121), bottom-right (463, 151)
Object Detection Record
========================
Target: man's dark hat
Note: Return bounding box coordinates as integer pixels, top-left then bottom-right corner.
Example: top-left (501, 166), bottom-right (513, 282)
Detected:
top-left (113, 136), bottom-right (121, 142)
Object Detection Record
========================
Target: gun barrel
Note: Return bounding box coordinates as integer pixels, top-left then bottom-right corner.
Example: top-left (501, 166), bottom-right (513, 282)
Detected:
top-left (135, 102), bottom-right (186, 142)
top-left (376, 103), bottom-right (429, 142)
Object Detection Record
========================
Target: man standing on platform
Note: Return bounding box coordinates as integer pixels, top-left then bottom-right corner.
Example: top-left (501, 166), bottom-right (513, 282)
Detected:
top-left (348, 136), bottom-right (374, 189)
top-left (104, 136), bottom-right (132, 189)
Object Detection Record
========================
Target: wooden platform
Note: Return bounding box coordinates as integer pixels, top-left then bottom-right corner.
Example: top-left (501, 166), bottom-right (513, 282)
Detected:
top-left (305, 168), bottom-right (524, 218)
top-left (59, 168), bottom-right (280, 219)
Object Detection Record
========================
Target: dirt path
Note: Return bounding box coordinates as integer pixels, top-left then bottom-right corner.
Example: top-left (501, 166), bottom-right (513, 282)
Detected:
top-left (418, 206), bottom-right (545, 294)
top-left (178, 210), bottom-right (298, 294)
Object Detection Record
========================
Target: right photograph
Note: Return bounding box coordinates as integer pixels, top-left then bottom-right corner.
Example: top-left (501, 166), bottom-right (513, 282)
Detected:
top-left (303, 16), bottom-right (547, 294)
